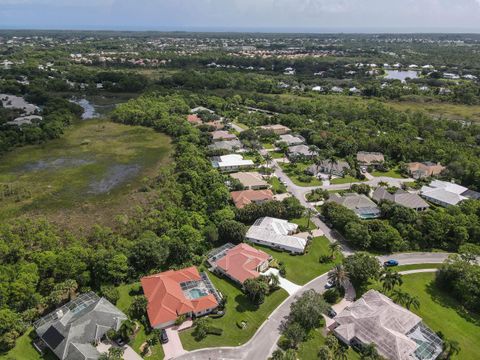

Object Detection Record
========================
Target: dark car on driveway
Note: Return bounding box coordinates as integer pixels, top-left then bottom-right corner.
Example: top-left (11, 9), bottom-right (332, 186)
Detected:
top-left (384, 259), bottom-right (399, 267)
top-left (160, 329), bottom-right (169, 344)
top-left (326, 308), bottom-right (337, 318)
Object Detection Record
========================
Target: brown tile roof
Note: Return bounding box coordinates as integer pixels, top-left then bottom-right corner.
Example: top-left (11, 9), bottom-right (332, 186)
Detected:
top-left (230, 189), bottom-right (274, 208)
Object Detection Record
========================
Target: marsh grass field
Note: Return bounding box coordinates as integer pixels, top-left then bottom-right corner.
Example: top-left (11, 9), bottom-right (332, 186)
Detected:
top-left (0, 119), bottom-right (172, 230)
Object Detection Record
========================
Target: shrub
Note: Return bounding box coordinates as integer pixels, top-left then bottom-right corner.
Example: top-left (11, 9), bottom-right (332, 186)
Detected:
top-left (279, 264), bottom-right (287, 277)
top-left (323, 288), bottom-right (341, 304)
top-left (207, 327), bottom-right (223, 336)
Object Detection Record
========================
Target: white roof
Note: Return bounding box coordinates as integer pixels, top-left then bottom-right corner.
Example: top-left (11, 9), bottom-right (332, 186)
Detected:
top-left (428, 180), bottom-right (467, 194)
top-left (212, 154), bottom-right (254, 169)
top-left (420, 180), bottom-right (470, 206)
top-left (246, 217), bottom-right (306, 252)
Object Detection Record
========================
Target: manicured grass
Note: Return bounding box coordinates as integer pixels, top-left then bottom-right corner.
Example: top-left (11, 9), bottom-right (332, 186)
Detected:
top-left (262, 142), bottom-right (275, 149)
top-left (330, 176), bottom-right (365, 185)
top-left (269, 176), bottom-right (287, 194)
top-left (232, 121), bottom-right (249, 130)
top-left (271, 151), bottom-right (286, 159)
top-left (253, 236), bottom-right (341, 285)
top-left (395, 263), bottom-right (442, 272)
top-left (116, 282), bottom-right (141, 313)
top-left (0, 120), bottom-right (172, 231)
top-left (280, 163), bottom-right (322, 187)
top-left (367, 273), bottom-right (480, 360)
top-left (291, 217), bottom-right (317, 231)
top-left (130, 324), bottom-right (165, 360)
top-left (179, 272), bottom-right (289, 350)
top-left (296, 327), bottom-right (360, 360)
top-left (371, 167), bottom-right (405, 179)
top-left (0, 328), bottom-right (57, 360)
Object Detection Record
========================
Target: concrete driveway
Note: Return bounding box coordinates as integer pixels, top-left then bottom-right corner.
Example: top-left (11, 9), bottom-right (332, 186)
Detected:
top-left (163, 327), bottom-right (187, 360)
top-left (262, 268), bottom-right (301, 295)
top-left (96, 342), bottom-right (143, 360)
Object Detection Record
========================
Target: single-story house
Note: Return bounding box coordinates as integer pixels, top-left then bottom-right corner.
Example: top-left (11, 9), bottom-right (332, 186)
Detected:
top-left (277, 134), bottom-right (305, 146)
top-left (372, 187), bottom-right (429, 211)
top-left (211, 154), bottom-right (254, 172)
top-left (246, 217), bottom-right (307, 254)
top-left (6, 115), bottom-right (43, 126)
top-left (260, 124), bottom-right (291, 135)
top-left (288, 144), bottom-right (317, 159)
top-left (306, 160), bottom-right (351, 177)
top-left (230, 172), bottom-right (269, 190)
top-left (208, 243), bottom-right (271, 284)
top-left (328, 193), bottom-right (381, 219)
top-left (34, 292), bottom-right (127, 360)
top-left (211, 130), bottom-right (237, 142)
top-left (332, 290), bottom-right (443, 360)
top-left (205, 120), bottom-right (224, 130)
top-left (407, 162), bottom-right (445, 179)
top-left (356, 151), bottom-right (385, 168)
top-left (208, 139), bottom-right (243, 152)
top-left (230, 189), bottom-right (274, 208)
top-left (187, 114), bottom-right (202, 125)
top-left (420, 180), bottom-right (480, 207)
top-left (191, 106), bottom-right (214, 114)
top-left (141, 266), bottom-right (220, 329)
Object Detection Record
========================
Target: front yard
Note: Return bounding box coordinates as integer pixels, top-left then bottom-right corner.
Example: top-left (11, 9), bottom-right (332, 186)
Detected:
top-left (280, 163), bottom-right (322, 187)
top-left (371, 166), bottom-right (405, 179)
top-left (269, 176), bottom-right (287, 194)
top-left (330, 175), bottom-right (366, 185)
top-left (254, 236), bottom-right (341, 285)
top-left (290, 216), bottom-right (317, 231)
top-left (296, 327), bottom-right (360, 360)
top-left (179, 272), bottom-right (288, 350)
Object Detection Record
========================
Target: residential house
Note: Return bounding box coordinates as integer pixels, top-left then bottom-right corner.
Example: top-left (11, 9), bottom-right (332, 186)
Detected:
top-left (6, 115), bottom-right (43, 126)
top-left (306, 160), bottom-right (351, 177)
top-left (420, 180), bottom-right (480, 207)
top-left (260, 124), bottom-right (291, 135)
top-left (191, 106), bottom-right (214, 114)
top-left (34, 292), bottom-right (127, 360)
top-left (230, 172), bottom-right (269, 190)
top-left (356, 151), bottom-right (385, 169)
top-left (211, 154), bottom-right (254, 172)
top-left (208, 243), bottom-right (271, 284)
top-left (187, 114), bottom-right (202, 125)
top-left (406, 162), bottom-right (445, 179)
top-left (141, 267), bottom-right (220, 329)
top-left (277, 134), bottom-right (305, 146)
top-left (372, 187), bottom-right (429, 211)
top-left (230, 189), bottom-right (274, 209)
top-left (328, 193), bottom-right (381, 219)
top-left (246, 217), bottom-right (307, 254)
top-left (288, 144), bottom-right (317, 159)
top-left (205, 120), bottom-right (225, 130)
top-left (208, 139), bottom-right (243, 152)
top-left (211, 130), bottom-right (237, 142)
top-left (332, 290), bottom-right (442, 360)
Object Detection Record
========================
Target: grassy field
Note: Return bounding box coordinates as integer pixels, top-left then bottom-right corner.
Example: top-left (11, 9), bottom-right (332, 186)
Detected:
top-left (0, 120), bottom-right (171, 231)
top-left (253, 236), bottom-right (340, 285)
top-left (371, 166), bottom-right (405, 179)
top-left (330, 176), bottom-right (365, 185)
top-left (179, 272), bottom-right (288, 350)
top-left (366, 273), bottom-right (480, 360)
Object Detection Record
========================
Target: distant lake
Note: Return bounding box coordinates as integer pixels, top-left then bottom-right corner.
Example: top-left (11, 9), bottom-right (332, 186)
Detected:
top-left (384, 70), bottom-right (419, 82)
top-left (70, 98), bottom-right (99, 119)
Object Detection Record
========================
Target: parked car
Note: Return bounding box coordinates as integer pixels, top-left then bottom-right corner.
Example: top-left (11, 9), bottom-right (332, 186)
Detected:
top-left (325, 280), bottom-right (335, 289)
top-left (384, 259), bottom-right (399, 267)
top-left (160, 329), bottom-right (169, 344)
top-left (326, 308), bottom-right (337, 318)
top-left (115, 337), bottom-right (125, 347)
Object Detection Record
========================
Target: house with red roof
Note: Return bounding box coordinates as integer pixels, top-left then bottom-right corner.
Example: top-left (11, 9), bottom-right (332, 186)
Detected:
top-left (141, 266), bottom-right (220, 329)
top-left (207, 243), bottom-right (271, 285)
top-left (230, 189), bottom-right (274, 209)
top-left (187, 114), bottom-right (202, 125)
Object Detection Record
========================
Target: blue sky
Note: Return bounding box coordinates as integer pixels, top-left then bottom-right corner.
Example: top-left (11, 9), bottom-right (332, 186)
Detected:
top-left (1, 0), bottom-right (480, 32)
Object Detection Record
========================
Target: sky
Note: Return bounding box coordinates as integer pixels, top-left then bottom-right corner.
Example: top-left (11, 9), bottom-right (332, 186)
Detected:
top-left (1, 0), bottom-right (480, 32)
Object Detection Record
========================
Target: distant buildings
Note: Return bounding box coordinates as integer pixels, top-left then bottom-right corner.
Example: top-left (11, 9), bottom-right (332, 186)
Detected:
top-left (211, 130), bottom-right (237, 142)
top-left (356, 151), bottom-right (385, 169)
top-left (288, 144), bottom-right (317, 159)
top-left (141, 267), bottom-right (220, 329)
top-left (211, 154), bottom-right (254, 172)
top-left (277, 134), bottom-right (305, 146)
top-left (420, 180), bottom-right (480, 207)
top-left (230, 189), bottom-right (274, 209)
top-left (246, 217), bottom-right (307, 254)
top-left (406, 162), bottom-right (445, 179)
top-left (332, 290), bottom-right (443, 360)
top-left (260, 124), bottom-right (291, 135)
top-left (208, 139), bottom-right (243, 152)
top-left (306, 160), bottom-right (351, 177)
top-left (329, 193), bottom-right (381, 219)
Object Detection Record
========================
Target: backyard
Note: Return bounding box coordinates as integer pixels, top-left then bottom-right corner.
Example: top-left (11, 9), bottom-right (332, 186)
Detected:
top-left (179, 272), bottom-right (288, 350)
top-left (254, 236), bottom-right (341, 285)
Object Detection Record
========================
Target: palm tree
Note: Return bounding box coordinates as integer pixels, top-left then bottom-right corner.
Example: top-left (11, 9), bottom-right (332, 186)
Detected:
top-left (328, 264), bottom-right (349, 288)
top-left (268, 273), bottom-right (280, 291)
top-left (264, 153), bottom-right (273, 168)
top-left (62, 279), bottom-right (78, 301)
top-left (328, 156), bottom-right (338, 179)
top-left (119, 319), bottom-right (136, 341)
top-left (380, 270), bottom-right (403, 293)
top-left (442, 339), bottom-right (461, 359)
top-left (392, 289), bottom-right (420, 310)
top-left (309, 145), bottom-right (319, 158)
top-left (335, 346), bottom-right (348, 360)
top-left (329, 241), bottom-right (341, 260)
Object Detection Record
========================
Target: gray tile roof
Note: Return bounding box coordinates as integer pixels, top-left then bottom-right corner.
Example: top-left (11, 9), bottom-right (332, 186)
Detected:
top-left (329, 193), bottom-right (380, 218)
top-left (372, 187), bottom-right (429, 210)
top-left (208, 139), bottom-right (243, 151)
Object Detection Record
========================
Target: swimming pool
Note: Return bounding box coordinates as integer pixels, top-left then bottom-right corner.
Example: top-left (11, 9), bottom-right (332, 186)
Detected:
top-left (188, 288), bottom-right (208, 299)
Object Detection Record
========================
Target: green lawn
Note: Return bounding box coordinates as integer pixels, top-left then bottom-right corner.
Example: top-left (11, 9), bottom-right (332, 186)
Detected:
top-left (262, 142), bottom-right (275, 150)
top-left (296, 328), bottom-right (360, 360)
top-left (330, 176), bottom-right (365, 185)
top-left (371, 167), bottom-right (405, 179)
top-left (271, 151), bottom-right (286, 159)
top-left (232, 121), bottom-right (249, 130)
top-left (368, 273), bottom-right (480, 360)
top-left (0, 328), bottom-right (57, 360)
top-left (253, 236), bottom-right (340, 285)
top-left (280, 163), bottom-right (322, 187)
top-left (179, 272), bottom-right (288, 350)
top-left (395, 263), bottom-right (442, 272)
top-left (269, 176), bottom-right (287, 194)
top-left (291, 217), bottom-right (317, 231)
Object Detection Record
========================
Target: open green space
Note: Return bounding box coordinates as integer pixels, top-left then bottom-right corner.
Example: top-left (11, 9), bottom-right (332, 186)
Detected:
top-left (280, 163), bottom-right (322, 187)
top-left (0, 328), bottom-right (56, 360)
top-left (254, 236), bottom-right (341, 285)
top-left (367, 273), bottom-right (480, 360)
top-left (371, 166), bottom-right (405, 179)
top-left (179, 272), bottom-right (288, 350)
top-left (268, 176), bottom-right (287, 194)
top-left (296, 327), bottom-right (360, 360)
top-left (330, 175), bottom-right (365, 185)
top-left (395, 263), bottom-right (442, 272)
top-left (0, 120), bottom-right (171, 231)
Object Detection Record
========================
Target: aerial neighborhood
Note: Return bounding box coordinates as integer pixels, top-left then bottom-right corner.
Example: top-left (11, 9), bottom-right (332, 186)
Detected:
top-left (1, 29), bottom-right (480, 360)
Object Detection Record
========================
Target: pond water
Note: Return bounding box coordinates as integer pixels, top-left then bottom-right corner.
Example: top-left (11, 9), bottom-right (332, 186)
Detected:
top-left (21, 158), bottom-right (94, 172)
top-left (384, 70), bottom-right (419, 82)
top-left (88, 164), bottom-right (141, 194)
top-left (71, 98), bottom-right (99, 119)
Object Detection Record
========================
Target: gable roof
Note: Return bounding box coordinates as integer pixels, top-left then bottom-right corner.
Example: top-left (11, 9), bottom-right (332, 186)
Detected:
top-left (420, 180), bottom-right (469, 206)
top-left (230, 189), bottom-right (274, 209)
top-left (214, 243), bottom-right (270, 283)
top-left (141, 266), bottom-right (218, 328)
top-left (372, 187), bottom-right (429, 210)
top-left (35, 292), bottom-right (127, 360)
top-left (334, 290), bottom-right (422, 360)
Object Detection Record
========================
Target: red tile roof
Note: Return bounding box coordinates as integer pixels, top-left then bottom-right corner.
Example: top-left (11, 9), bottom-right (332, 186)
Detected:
top-left (230, 189), bottom-right (274, 209)
top-left (141, 266), bottom-right (218, 328)
top-left (214, 243), bottom-right (270, 283)
top-left (187, 114), bottom-right (202, 124)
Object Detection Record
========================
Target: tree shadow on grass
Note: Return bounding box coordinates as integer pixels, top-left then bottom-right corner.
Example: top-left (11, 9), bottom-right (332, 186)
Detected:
top-left (234, 294), bottom-right (260, 313)
top-left (425, 281), bottom-right (480, 327)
